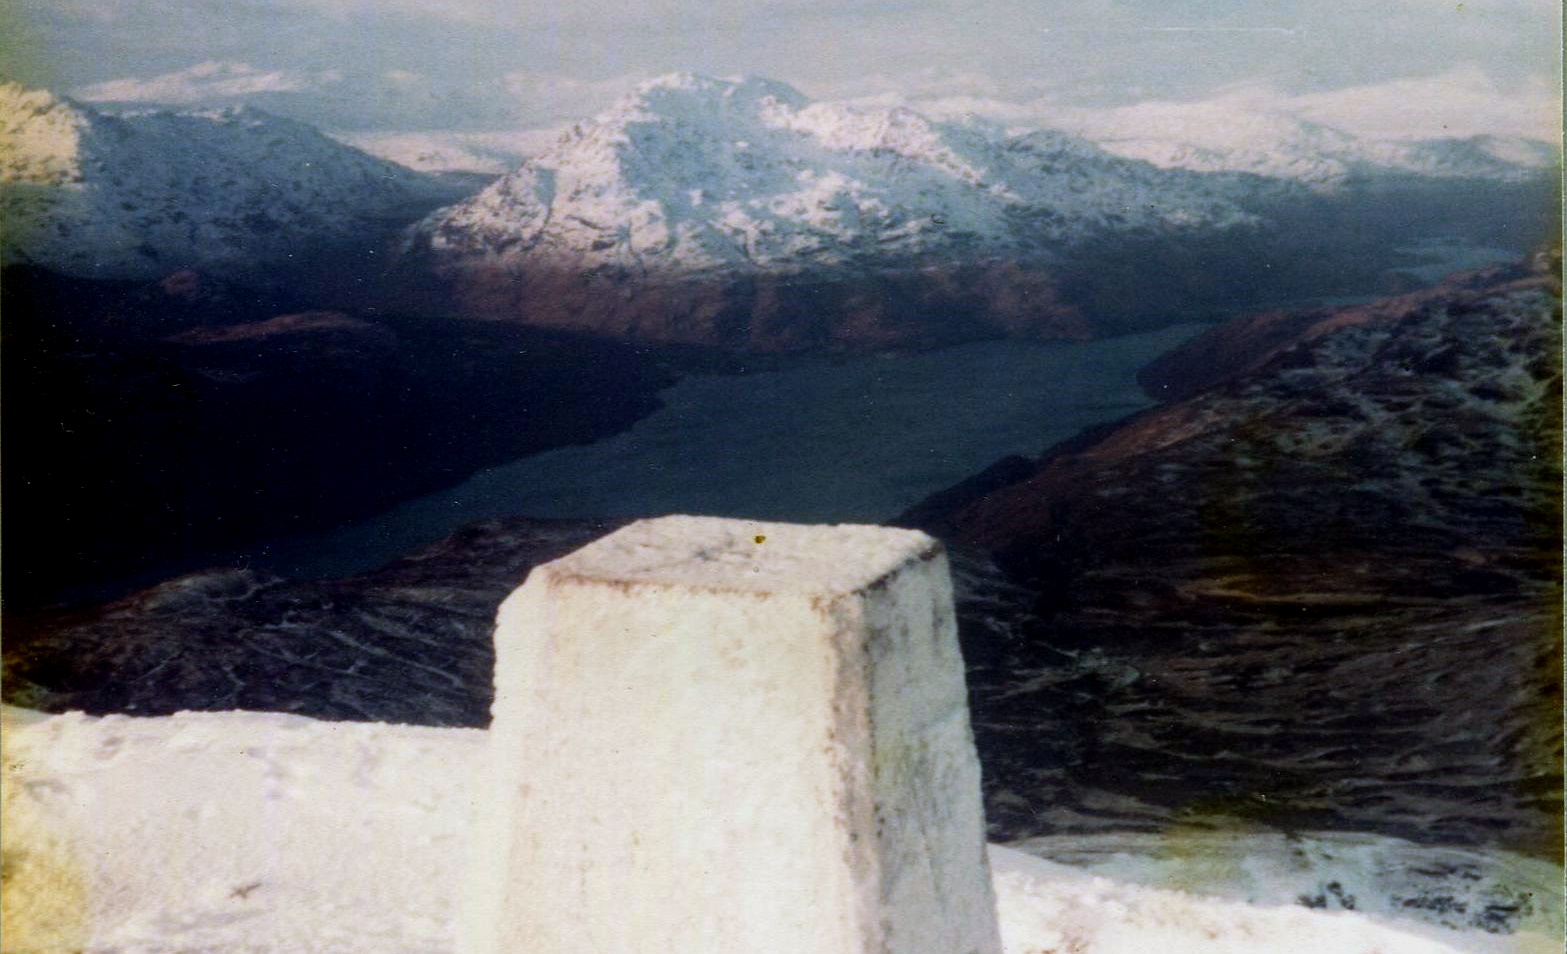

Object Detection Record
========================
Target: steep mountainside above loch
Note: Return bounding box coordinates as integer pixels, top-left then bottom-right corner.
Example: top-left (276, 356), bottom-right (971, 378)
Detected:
top-left (906, 253), bottom-right (1562, 855)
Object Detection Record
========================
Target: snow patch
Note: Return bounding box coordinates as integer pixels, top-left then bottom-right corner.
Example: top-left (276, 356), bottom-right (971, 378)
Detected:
top-left (3, 704), bottom-right (1554, 954)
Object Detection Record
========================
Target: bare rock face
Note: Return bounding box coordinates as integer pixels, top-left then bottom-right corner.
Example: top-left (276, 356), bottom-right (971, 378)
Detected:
top-left (908, 254), bottom-right (1563, 857)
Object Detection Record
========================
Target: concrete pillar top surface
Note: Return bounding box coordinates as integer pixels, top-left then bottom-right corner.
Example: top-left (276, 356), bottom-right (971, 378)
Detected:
top-left (538, 514), bottom-right (942, 597)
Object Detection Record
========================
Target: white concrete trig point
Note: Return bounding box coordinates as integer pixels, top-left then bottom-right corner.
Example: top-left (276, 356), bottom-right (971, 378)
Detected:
top-left (465, 514), bottom-right (1002, 954)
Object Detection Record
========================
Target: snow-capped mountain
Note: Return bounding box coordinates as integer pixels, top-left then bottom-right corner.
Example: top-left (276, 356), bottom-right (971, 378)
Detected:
top-left (403, 73), bottom-right (1282, 349)
top-left (1370, 134), bottom-right (1560, 182)
top-left (414, 73), bottom-right (1267, 271)
top-left (1038, 97), bottom-right (1559, 189)
top-left (0, 83), bottom-right (458, 280)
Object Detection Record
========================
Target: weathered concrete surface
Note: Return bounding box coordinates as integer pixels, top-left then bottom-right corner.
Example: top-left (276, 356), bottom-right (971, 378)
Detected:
top-left (467, 515), bottom-right (1000, 954)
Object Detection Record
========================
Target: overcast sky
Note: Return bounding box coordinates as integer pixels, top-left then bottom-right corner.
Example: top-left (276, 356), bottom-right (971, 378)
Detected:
top-left (3, 0), bottom-right (1560, 138)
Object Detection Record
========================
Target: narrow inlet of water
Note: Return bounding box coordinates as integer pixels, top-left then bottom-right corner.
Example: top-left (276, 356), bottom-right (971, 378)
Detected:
top-left (253, 323), bottom-right (1211, 579)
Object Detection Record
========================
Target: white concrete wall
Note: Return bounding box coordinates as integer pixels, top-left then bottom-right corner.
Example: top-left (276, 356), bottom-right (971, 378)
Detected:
top-left (465, 515), bottom-right (1001, 954)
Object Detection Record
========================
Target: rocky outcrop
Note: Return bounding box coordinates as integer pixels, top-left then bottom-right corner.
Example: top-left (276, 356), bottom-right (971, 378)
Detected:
top-left (1136, 257), bottom-right (1558, 402)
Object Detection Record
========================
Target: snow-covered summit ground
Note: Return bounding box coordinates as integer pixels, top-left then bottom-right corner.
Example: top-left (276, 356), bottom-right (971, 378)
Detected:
top-left (0, 83), bottom-right (456, 279)
top-left (4, 707), bottom-right (1556, 954)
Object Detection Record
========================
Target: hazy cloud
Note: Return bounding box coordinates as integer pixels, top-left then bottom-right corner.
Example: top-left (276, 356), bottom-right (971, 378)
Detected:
top-left (8, 0), bottom-right (1558, 137)
top-left (500, 71), bottom-right (645, 123)
top-left (76, 61), bottom-right (340, 104)
top-left (1287, 67), bottom-right (1560, 140)
top-left (71, 60), bottom-right (529, 131)
top-left (884, 67), bottom-right (1560, 141)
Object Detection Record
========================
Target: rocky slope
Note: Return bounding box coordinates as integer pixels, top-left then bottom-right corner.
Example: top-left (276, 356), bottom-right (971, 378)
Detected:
top-left (2, 518), bottom-right (628, 725)
top-left (0, 83), bottom-right (460, 280)
top-left (907, 253), bottom-right (1562, 858)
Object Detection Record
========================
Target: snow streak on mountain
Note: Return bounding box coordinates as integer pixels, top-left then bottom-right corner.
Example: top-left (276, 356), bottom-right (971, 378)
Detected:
top-left (0, 83), bottom-right (453, 279)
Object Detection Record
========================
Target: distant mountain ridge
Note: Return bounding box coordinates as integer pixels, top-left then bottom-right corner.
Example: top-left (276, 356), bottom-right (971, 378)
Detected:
top-left (328, 79), bottom-right (1557, 190)
top-left (4, 74), bottom-right (1555, 345)
top-left (401, 73), bottom-right (1293, 349)
top-left (400, 73), bottom-right (1555, 349)
top-left (1042, 97), bottom-right (1559, 189)
top-left (409, 73), bottom-right (1268, 271)
top-left (0, 82), bottom-right (457, 279)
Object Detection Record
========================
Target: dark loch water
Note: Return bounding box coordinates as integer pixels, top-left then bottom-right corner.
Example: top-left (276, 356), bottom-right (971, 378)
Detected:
top-left (254, 323), bottom-right (1208, 579)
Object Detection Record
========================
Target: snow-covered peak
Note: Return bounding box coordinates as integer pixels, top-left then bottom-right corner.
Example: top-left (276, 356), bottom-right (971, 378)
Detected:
top-left (1361, 134), bottom-right (1561, 182)
top-left (2, 82), bottom-right (459, 279)
top-left (1049, 98), bottom-right (1365, 186)
top-left (0, 82), bottom-right (91, 187)
top-left (411, 73), bottom-right (1262, 280)
top-left (570, 73), bottom-right (813, 155)
top-left (399, 74), bottom-right (1291, 348)
top-left (1039, 95), bottom-right (1557, 189)
top-left (615, 72), bottom-right (811, 118)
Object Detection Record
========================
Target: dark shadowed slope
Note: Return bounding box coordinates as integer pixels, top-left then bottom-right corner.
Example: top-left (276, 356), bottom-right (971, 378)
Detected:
top-left (2, 267), bottom-right (670, 606)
